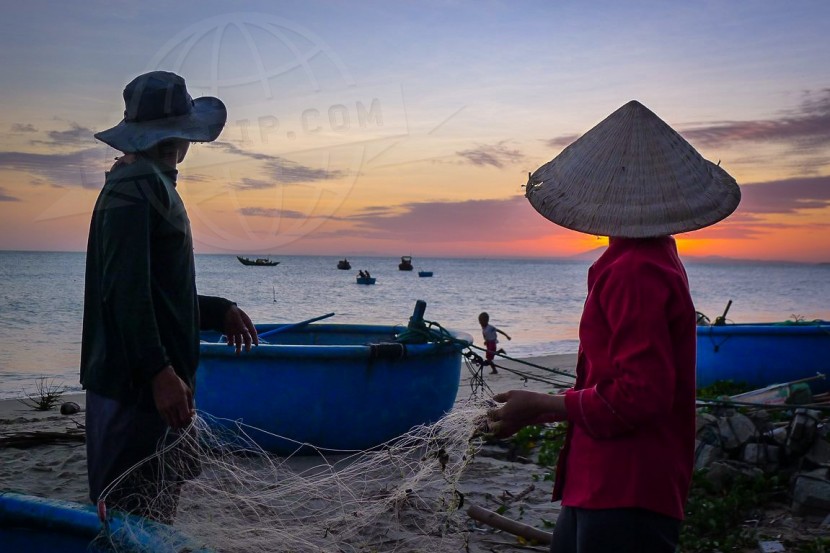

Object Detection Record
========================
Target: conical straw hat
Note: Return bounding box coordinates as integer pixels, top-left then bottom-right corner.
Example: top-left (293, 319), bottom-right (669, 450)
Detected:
top-left (525, 100), bottom-right (741, 238)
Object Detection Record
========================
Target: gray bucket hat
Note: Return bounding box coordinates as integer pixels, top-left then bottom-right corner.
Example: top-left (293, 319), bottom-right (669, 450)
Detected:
top-left (525, 100), bottom-right (741, 238)
top-left (94, 71), bottom-right (227, 153)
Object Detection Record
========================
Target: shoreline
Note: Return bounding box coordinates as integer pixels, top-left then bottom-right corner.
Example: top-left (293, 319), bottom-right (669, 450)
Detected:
top-left (0, 354), bottom-right (577, 508)
top-left (0, 353), bottom-right (578, 413)
top-left (0, 351), bottom-right (578, 403)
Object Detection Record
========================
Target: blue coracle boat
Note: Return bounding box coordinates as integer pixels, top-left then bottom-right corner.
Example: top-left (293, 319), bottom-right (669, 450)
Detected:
top-left (0, 492), bottom-right (211, 552)
top-left (196, 302), bottom-right (472, 454)
top-left (696, 321), bottom-right (830, 393)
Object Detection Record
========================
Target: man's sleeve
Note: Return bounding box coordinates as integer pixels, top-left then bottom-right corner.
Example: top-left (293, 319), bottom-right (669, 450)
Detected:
top-left (198, 295), bottom-right (236, 331)
top-left (98, 177), bottom-right (170, 386)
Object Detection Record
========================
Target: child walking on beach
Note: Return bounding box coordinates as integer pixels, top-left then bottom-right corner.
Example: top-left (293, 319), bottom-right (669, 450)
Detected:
top-left (478, 312), bottom-right (511, 374)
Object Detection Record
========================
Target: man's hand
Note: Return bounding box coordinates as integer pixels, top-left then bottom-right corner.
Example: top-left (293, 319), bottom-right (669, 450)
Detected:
top-left (152, 365), bottom-right (194, 429)
top-left (223, 304), bottom-right (258, 354)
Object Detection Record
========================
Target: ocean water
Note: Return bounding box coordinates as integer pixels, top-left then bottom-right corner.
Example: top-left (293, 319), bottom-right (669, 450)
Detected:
top-left (0, 251), bottom-right (828, 400)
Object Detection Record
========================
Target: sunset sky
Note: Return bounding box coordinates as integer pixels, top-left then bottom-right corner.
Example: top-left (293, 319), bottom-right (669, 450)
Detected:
top-left (1, 1), bottom-right (828, 262)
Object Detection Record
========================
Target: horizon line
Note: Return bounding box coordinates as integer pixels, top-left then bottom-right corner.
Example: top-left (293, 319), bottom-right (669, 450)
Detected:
top-left (0, 247), bottom-right (826, 266)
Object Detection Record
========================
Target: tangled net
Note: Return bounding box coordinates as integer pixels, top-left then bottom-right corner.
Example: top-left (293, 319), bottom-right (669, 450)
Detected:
top-left (97, 398), bottom-right (490, 552)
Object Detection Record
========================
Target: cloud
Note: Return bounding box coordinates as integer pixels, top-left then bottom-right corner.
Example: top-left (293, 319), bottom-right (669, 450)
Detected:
top-left (540, 90), bottom-right (830, 158)
top-left (682, 175), bottom-right (830, 241)
top-left (210, 141), bottom-right (274, 162)
top-left (681, 89), bottom-right (830, 149)
top-left (0, 121), bottom-right (110, 188)
top-left (0, 147), bottom-right (106, 188)
top-left (334, 195), bottom-right (565, 242)
top-left (737, 175), bottom-right (830, 215)
top-left (210, 140), bottom-right (345, 183)
top-left (324, 173), bottom-right (830, 245)
top-left (456, 141), bottom-right (524, 168)
top-left (11, 123), bottom-right (37, 133)
top-left (263, 159), bottom-right (344, 184)
top-left (0, 187), bottom-right (21, 202)
top-left (544, 134), bottom-right (580, 149)
top-left (179, 173), bottom-right (210, 183)
top-left (686, 212), bottom-right (768, 240)
top-left (238, 207), bottom-right (310, 219)
top-left (33, 122), bottom-right (98, 148)
top-left (231, 178), bottom-right (274, 191)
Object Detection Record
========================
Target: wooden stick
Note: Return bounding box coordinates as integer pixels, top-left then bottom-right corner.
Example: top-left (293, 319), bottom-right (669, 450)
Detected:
top-left (467, 503), bottom-right (552, 545)
top-left (0, 431), bottom-right (85, 448)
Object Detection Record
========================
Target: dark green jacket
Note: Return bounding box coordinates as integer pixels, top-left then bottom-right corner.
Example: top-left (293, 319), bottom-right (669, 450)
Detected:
top-left (80, 157), bottom-right (231, 406)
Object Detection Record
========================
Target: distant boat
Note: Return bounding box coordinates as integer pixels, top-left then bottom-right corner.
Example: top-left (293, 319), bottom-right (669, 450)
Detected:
top-left (399, 256), bottom-right (413, 271)
top-left (337, 259), bottom-right (351, 270)
top-left (356, 276), bottom-right (376, 285)
top-left (418, 271), bottom-right (433, 277)
top-left (237, 256), bottom-right (279, 266)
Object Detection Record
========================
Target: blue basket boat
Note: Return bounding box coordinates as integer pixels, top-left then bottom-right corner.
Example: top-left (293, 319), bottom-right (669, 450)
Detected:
top-left (0, 492), bottom-right (211, 552)
top-left (696, 321), bottom-right (830, 392)
top-left (196, 303), bottom-right (472, 454)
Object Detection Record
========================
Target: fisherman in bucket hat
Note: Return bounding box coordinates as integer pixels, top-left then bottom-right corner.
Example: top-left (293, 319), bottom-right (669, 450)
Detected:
top-left (488, 100), bottom-right (740, 552)
top-left (81, 71), bottom-right (258, 522)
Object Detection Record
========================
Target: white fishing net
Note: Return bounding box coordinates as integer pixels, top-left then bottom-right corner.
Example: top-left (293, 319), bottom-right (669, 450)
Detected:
top-left (96, 398), bottom-right (490, 553)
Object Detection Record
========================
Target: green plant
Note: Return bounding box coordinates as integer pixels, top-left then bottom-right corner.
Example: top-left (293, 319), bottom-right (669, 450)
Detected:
top-left (18, 377), bottom-right (67, 411)
top-left (511, 423), bottom-right (567, 468)
top-left (696, 379), bottom-right (752, 400)
top-left (799, 537), bottom-right (830, 553)
top-left (680, 470), bottom-right (785, 552)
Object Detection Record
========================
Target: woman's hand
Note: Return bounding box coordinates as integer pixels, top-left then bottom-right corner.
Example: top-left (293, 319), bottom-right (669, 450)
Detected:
top-left (487, 390), bottom-right (566, 438)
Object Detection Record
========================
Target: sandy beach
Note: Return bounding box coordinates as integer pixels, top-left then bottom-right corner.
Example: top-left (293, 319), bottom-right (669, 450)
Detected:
top-left (0, 353), bottom-right (577, 551)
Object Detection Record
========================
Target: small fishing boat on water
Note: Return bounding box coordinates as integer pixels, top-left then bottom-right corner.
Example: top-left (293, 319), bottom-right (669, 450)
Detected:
top-left (398, 256), bottom-right (413, 271)
top-left (418, 271), bottom-right (433, 277)
top-left (197, 301), bottom-right (472, 454)
top-left (237, 256), bottom-right (279, 266)
top-left (356, 276), bottom-right (376, 285)
top-left (337, 259), bottom-right (351, 270)
top-left (0, 492), bottom-right (211, 552)
top-left (696, 316), bottom-right (830, 393)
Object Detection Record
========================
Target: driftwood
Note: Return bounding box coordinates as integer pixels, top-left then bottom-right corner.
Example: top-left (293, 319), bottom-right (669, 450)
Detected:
top-left (467, 503), bottom-right (552, 545)
top-left (0, 430), bottom-right (85, 449)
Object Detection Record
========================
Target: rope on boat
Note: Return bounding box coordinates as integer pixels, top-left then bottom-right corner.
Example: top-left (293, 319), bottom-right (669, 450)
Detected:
top-left (464, 342), bottom-right (576, 381)
top-left (395, 318), bottom-right (576, 392)
top-left (696, 397), bottom-right (830, 413)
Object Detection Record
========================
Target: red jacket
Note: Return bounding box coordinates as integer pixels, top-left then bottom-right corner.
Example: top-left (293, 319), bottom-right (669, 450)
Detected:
top-left (553, 237), bottom-right (696, 520)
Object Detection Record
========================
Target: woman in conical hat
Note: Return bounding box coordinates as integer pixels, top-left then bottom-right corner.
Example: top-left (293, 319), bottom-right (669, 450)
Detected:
top-left (488, 101), bottom-right (740, 552)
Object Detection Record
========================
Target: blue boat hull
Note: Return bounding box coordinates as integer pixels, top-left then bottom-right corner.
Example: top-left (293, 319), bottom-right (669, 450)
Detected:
top-left (197, 323), bottom-right (472, 454)
top-left (696, 322), bottom-right (830, 392)
top-left (0, 492), bottom-right (211, 552)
